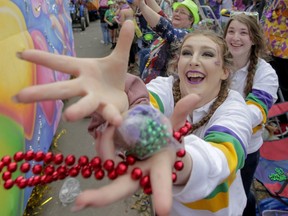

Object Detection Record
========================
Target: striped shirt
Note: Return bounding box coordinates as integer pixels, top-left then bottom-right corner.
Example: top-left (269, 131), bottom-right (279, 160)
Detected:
top-left (147, 76), bottom-right (252, 215)
top-left (230, 58), bottom-right (278, 154)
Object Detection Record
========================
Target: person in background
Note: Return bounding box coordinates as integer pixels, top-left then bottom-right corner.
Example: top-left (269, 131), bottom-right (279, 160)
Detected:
top-left (245, 0), bottom-right (266, 19)
top-left (220, 0), bottom-right (233, 27)
top-left (224, 13), bottom-right (278, 215)
top-left (233, 0), bottom-right (246, 11)
top-left (135, 7), bottom-right (149, 33)
top-left (160, 0), bottom-right (173, 19)
top-left (98, 0), bottom-right (111, 45)
top-left (15, 20), bottom-right (252, 216)
top-left (130, 0), bottom-right (200, 83)
top-left (205, 0), bottom-right (222, 21)
top-left (115, 0), bottom-right (141, 72)
top-left (104, 0), bottom-right (119, 49)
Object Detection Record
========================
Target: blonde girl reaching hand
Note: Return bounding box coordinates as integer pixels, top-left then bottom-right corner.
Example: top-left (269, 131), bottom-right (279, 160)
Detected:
top-left (15, 21), bottom-right (252, 216)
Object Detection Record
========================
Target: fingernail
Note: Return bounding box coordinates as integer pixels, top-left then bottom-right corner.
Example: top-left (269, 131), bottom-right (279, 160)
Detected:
top-left (71, 204), bottom-right (85, 212)
top-left (16, 52), bottom-right (23, 59)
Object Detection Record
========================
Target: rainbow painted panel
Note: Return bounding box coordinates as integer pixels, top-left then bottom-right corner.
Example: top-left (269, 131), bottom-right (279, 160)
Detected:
top-left (0, 0), bottom-right (74, 215)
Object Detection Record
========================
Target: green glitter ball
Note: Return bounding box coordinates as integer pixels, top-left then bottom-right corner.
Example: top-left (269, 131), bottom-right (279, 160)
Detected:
top-left (116, 105), bottom-right (174, 160)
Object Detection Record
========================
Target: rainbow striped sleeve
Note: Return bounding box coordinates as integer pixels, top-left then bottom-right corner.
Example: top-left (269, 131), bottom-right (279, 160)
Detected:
top-left (183, 125), bottom-right (246, 212)
top-left (204, 125), bottom-right (246, 170)
top-left (246, 89), bottom-right (273, 133)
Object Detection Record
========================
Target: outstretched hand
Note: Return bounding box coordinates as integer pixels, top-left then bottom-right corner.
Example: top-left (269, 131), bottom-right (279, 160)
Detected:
top-left (72, 94), bottom-right (200, 216)
top-left (14, 20), bottom-right (136, 126)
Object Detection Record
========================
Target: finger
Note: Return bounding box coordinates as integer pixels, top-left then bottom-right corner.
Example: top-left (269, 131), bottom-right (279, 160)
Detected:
top-left (14, 78), bottom-right (81, 103)
top-left (97, 103), bottom-right (123, 126)
top-left (72, 175), bottom-right (138, 211)
top-left (150, 152), bottom-right (173, 215)
top-left (63, 95), bottom-right (122, 124)
top-left (112, 20), bottom-right (135, 58)
top-left (170, 94), bottom-right (200, 131)
top-left (97, 125), bottom-right (116, 160)
top-left (110, 20), bottom-right (135, 79)
top-left (63, 94), bottom-right (101, 121)
top-left (17, 50), bottom-right (81, 76)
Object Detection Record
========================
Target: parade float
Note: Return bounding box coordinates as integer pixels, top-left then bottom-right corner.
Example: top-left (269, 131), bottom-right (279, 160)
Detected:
top-left (0, 0), bottom-right (74, 215)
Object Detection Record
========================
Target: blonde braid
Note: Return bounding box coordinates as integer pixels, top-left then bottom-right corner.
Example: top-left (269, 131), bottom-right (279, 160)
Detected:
top-left (172, 79), bottom-right (229, 134)
top-left (191, 80), bottom-right (229, 133)
top-left (172, 79), bottom-right (182, 104)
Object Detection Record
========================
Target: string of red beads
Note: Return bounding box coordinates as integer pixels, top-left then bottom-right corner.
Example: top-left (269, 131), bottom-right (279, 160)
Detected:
top-left (0, 121), bottom-right (192, 194)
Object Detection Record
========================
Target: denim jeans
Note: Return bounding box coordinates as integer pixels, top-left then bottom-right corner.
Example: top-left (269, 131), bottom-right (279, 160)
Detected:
top-left (241, 150), bottom-right (260, 216)
top-left (100, 22), bottom-right (110, 44)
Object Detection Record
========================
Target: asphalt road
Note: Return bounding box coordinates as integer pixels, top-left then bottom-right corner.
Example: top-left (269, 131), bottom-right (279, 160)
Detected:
top-left (37, 20), bottom-right (153, 216)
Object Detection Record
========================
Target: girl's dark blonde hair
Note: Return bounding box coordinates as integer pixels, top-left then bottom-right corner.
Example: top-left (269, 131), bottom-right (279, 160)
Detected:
top-left (171, 30), bottom-right (233, 133)
top-left (223, 13), bottom-right (267, 96)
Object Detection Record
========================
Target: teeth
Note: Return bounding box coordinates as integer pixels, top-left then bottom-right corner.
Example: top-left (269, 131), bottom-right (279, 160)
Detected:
top-left (187, 73), bottom-right (204, 78)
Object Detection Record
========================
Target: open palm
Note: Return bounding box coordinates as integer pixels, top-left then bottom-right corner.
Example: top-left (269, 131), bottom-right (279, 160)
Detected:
top-left (14, 20), bottom-right (136, 125)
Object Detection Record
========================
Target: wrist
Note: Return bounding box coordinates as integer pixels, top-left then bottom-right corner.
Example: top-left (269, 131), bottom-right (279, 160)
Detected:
top-left (173, 151), bottom-right (192, 185)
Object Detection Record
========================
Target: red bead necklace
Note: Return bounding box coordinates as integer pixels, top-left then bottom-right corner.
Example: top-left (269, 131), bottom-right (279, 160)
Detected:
top-left (0, 121), bottom-right (192, 194)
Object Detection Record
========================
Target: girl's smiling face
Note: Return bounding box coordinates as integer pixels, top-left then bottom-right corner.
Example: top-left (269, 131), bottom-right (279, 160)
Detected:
top-left (225, 20), bottom-right (254, 60)
top-left (178, 35), bottom-right (229, 108)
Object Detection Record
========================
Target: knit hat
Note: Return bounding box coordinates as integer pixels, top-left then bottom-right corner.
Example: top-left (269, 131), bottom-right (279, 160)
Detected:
top-left (172, 0), bottom-right (200, 24)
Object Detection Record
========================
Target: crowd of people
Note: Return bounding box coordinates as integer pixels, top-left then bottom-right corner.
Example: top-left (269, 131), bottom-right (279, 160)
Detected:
top-left (97, 0), bottom-right (286, 96)
top-left (14, 0), bottom-right (287, 215)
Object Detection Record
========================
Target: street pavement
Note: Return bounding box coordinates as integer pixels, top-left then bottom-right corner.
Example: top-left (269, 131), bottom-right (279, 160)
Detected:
top-left (39, 20), bottom-right (153, 216)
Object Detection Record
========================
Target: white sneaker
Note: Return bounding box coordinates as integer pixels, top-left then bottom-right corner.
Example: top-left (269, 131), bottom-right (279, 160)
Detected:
top-left (100, 40), bottom-right (105, 44)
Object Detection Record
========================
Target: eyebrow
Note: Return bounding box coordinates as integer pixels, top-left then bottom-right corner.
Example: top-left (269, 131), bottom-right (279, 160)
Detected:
top-left (228, 26), bottom-right (249, 31)
top-left (182, 44), bottom-right (217, 52)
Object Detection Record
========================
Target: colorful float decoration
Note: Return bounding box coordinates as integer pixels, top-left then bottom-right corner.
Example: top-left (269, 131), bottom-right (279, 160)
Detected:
top-left (0, 0), bottom-right (73, 215)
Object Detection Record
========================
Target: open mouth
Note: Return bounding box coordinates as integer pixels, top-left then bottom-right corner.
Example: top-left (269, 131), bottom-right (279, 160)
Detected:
top-left (231, 43), bottom-right (242, 48)
top-left (186, 71), bottom-right (205, 84)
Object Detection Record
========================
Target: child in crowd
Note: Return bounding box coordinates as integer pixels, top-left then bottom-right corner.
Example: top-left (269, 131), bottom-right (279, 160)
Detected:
top-left (15, 20), bottom-right (252, 215)
top-left (115, 0), bottom-right (140, 71)
top-left (104, 1), bottom-right (118, 49)
top-left (98, 0), bottom-right (111, 45)
top-left (224, 13), bottom-right (279, 215)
